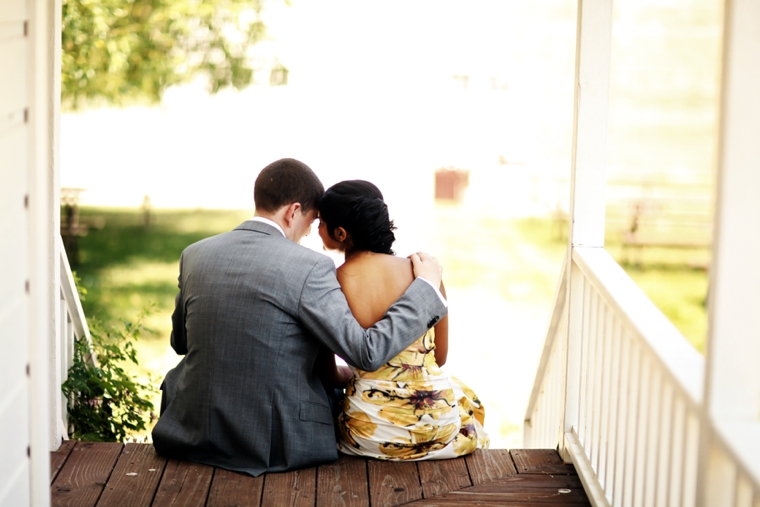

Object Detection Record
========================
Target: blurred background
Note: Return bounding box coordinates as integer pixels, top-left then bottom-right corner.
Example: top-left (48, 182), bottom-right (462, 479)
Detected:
top-left (61, 0), bottom-right (722, 447)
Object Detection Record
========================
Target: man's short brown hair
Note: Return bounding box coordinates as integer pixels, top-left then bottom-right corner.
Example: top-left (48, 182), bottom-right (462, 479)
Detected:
top-left (254, 158), bottom-right (324, 213)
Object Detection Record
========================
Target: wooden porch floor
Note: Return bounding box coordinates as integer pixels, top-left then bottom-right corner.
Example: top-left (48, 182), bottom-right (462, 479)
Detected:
top-left (50, 442), bottom-right (590, 506)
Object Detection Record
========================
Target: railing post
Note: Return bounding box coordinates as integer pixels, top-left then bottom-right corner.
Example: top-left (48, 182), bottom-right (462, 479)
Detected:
top-left (699, 0), bottom-right (760, 503)
top-left (560, 0), bottom-right (612, 462)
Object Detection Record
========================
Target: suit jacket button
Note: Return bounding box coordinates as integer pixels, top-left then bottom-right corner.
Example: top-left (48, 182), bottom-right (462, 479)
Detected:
top-left (427, 316), bottom-right (439, 328)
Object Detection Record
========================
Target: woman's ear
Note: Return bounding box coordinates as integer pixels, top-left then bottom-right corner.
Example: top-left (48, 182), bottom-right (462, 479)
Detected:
top-left (335, 227), bottom-right (348, 242)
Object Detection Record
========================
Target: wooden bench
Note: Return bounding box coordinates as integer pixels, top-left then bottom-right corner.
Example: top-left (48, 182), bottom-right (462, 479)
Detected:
top-left (50, 441), bottom-right (590, 506)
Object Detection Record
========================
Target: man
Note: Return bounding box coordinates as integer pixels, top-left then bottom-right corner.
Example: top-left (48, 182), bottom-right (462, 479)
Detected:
top-left (152, 158), bottom-right (447, 476)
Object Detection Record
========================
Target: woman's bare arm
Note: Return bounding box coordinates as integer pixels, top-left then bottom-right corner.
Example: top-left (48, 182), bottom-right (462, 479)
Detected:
top-left (433, 280), bottom-right (448, 366)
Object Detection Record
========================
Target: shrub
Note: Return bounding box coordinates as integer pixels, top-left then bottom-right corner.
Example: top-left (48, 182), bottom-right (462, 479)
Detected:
top-left (62, 307), bottom-right (157, 442)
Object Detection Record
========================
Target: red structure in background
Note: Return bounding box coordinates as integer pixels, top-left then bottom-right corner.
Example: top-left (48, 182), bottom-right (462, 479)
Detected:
top-left (434, 167), bottom-right (470, 202)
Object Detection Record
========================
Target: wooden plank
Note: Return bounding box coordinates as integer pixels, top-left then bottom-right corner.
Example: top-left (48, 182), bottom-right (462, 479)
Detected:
top-left (316, 455), bottom-right (369, 507)
top-left (207, 467), bottom-right (265, 507)
top-left (261, 467), bottom-right (316, 507)
top-left (403, 494), bottom-right (590, 506)
top-left (510, 449), bottom-right (576, 475)
top-left (51, 440), bottom-right (77, 484)
top-left (51, 442), bottom-right (124, 507)
top-left (473, 474), bottom-right (584, 491)
top-left (464, 449), bottom-right (517, 485)
top-left (401, 474), bottom-right (591, 506)
top-left (153, 459), bottom-right (215, 507)
top-left (417, 458), bottom-right (471, 498)
top-left (367, 460), bottom-right (422, 507)
top-left (96, 443), bottom-right (166, 506)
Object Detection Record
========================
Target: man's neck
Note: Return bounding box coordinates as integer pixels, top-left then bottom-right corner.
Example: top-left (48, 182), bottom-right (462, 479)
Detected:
top-left (251, 214), bottom-right (286, 238)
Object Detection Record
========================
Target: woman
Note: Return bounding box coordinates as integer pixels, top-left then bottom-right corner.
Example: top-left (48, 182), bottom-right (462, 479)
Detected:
top-left (316, 180), bottom-right (489, 460)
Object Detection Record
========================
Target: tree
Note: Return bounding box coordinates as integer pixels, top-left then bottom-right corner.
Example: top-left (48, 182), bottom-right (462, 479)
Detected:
top-left (61, 0), bottom-right (268, 109)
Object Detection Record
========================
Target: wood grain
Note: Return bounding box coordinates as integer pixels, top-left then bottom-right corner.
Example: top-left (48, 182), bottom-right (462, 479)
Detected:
top-left (51, 441), bottom-right (123, 507)
top-left (96, 443), bottom-right (167, 506)
top-left (401, 473), bottom-right (590, 506)
top-left (510, 449), bottom-right (576, 475)
top-left (417, 458), bottom-right (471, 498)
top-left (48, 444), bottom-right (592, 506)
top-left (464, 449), bottom-right (517, 485)
top-left (152, 459), bottom-right (215, 507)
top-left (316, 456), bottom-right (369, 507)
top-left (367, 460), bottom-right (422, 507)
top-left (207, 467), bottom-right (264, 507)
top-left (51, 440), bottom-right (77, 485)
top-left (260, 467), bottom-right (316, 507)
top-left (469, 474), bottom-right (583, 491)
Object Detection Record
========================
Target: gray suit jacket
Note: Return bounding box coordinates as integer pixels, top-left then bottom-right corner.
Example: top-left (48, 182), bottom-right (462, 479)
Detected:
top-left (152, 220), bottom-right (447, 476)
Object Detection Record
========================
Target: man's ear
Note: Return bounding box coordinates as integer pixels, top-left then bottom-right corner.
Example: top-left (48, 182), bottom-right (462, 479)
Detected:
top-left (283, 202), bottom-right (302, 227)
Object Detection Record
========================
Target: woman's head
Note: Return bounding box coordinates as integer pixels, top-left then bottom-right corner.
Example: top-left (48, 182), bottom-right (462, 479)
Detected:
top-left (317, 180), bottom-right (396, 255)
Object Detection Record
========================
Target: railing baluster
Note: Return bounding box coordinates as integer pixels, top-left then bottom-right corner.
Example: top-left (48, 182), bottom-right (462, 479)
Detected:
top-left (682, 411), bottom-right (700, 506)
top-left (668, 396), bottom-right (686, 507)
top-left (605, 316), bottom-right (623, 504)
top-left (579, 276), bottom-right (591, 446)
top-left (614, 332), bottom-right (632, 507)
top-left (591, 289), bottom-right (604, 472)
top-left (598, 306), bottom-right (614, 490)
top-left (633, 354), bottom-right (651, 507)
top-left (644, 369), bottom-right (662, 507)
top-left (656, 383), bottom-right (674, 506)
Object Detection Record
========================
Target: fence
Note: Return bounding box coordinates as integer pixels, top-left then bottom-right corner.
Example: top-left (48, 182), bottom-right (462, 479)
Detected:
top-left (525, 246), bottom-right (760, 506)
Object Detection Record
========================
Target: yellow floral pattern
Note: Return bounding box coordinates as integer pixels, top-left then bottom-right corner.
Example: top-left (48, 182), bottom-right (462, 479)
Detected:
top-left (337, 328), bottom-right (489, 460)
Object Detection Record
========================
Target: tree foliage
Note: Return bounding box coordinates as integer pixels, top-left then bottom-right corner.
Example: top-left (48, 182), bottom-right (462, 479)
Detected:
top-left (61, 0), bottom-right (267, 109)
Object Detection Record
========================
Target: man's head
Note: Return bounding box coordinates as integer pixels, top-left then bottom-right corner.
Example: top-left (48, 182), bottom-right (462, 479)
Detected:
top-left (254, 158), bottom-right (324, 242)
top-left (254, 158), bottom-right (324, 214)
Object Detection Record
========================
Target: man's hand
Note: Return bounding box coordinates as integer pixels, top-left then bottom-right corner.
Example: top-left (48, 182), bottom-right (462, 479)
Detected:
top-left (409, 252), bottom-right (443, 288)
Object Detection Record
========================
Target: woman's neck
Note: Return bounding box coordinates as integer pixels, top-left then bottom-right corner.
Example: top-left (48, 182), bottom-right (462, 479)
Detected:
top-left (343, 248), bottom-right (371, 263)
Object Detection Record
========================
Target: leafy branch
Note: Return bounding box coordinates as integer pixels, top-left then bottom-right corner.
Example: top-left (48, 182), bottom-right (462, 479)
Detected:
top-left (62, 306), bottom-right (158, 442)
top-left (62, 0), bottom-right (269, 109)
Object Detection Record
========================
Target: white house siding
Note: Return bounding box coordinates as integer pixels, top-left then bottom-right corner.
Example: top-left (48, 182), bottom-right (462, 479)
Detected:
top-left (0, 0), bottom-right (32, 504)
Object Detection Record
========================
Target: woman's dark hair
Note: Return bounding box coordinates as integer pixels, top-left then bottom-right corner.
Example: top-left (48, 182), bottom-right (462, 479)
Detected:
top-left (317, 180), bottom-right (397, 255)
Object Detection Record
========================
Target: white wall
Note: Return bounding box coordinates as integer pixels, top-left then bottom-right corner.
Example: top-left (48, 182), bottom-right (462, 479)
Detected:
top-left (0, 0), bottom-right (33, 503)
top-left (1, 0), bottom-right (56, 503)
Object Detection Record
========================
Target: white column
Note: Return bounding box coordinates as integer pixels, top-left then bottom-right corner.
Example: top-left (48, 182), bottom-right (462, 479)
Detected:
top-left (700, 0), bottom-right (760, 502)
top-left (27, 0), bottom-right (56, 503)
top-left (704, 0), bottom-right (760, 424)
top-left (560, 0), bottom-right (613, 461)
top-left (46, 0), bottom-right (64, 451)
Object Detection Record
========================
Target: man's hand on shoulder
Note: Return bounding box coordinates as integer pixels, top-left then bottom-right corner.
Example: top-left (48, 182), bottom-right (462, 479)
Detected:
top-left (409, 252), bottom-right (443, 288)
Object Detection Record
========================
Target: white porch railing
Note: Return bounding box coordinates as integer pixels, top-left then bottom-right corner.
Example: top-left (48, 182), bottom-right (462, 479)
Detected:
top-left (525, 246), bottom-right (760, 506)
top-left (57, 235), bottom-right (95, 438)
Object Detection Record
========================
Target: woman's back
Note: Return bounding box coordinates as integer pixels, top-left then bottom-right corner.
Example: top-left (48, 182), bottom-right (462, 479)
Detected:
top-left (336, 252), bottom-right (414, 328)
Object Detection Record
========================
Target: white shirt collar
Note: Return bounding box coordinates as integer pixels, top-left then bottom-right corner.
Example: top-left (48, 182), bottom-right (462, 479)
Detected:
top-left (250, 216), bottom-right (286, 238)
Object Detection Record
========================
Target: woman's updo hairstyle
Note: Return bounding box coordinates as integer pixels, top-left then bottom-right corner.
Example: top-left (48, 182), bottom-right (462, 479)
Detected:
top-left (317, 180), bottom-right (397, 255)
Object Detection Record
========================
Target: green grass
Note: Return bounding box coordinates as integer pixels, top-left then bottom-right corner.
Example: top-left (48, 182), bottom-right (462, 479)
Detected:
top-left (74, 208), bottom-right (252, 332)
top-left (72, 207), bottom-right (254, 439)
top-left (70, 206), bottom-right (709, 442)
top-left (74, 206), bottom-right (708, 355)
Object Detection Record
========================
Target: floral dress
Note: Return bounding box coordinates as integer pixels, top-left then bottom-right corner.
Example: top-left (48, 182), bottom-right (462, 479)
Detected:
top-left (337, 328), bottom-right (489, 460)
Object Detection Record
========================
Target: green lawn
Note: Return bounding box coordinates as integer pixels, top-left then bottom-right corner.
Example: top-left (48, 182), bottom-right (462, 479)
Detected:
top-left (70, 206), bottom-right (708, 443)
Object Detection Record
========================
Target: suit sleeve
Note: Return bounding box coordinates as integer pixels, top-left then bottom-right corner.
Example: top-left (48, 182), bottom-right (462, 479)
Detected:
top-left (297, 256), bottom-right (447, 371)
top-left (170, 253), bottom-right (187, 355)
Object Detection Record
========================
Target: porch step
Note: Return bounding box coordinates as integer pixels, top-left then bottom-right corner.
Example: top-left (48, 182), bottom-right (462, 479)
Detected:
top-left (50, 442), bottom-right (590, 506)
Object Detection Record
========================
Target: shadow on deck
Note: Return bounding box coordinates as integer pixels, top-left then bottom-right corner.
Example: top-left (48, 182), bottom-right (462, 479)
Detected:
top-left (50, 442), bottom-right (590, 506)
